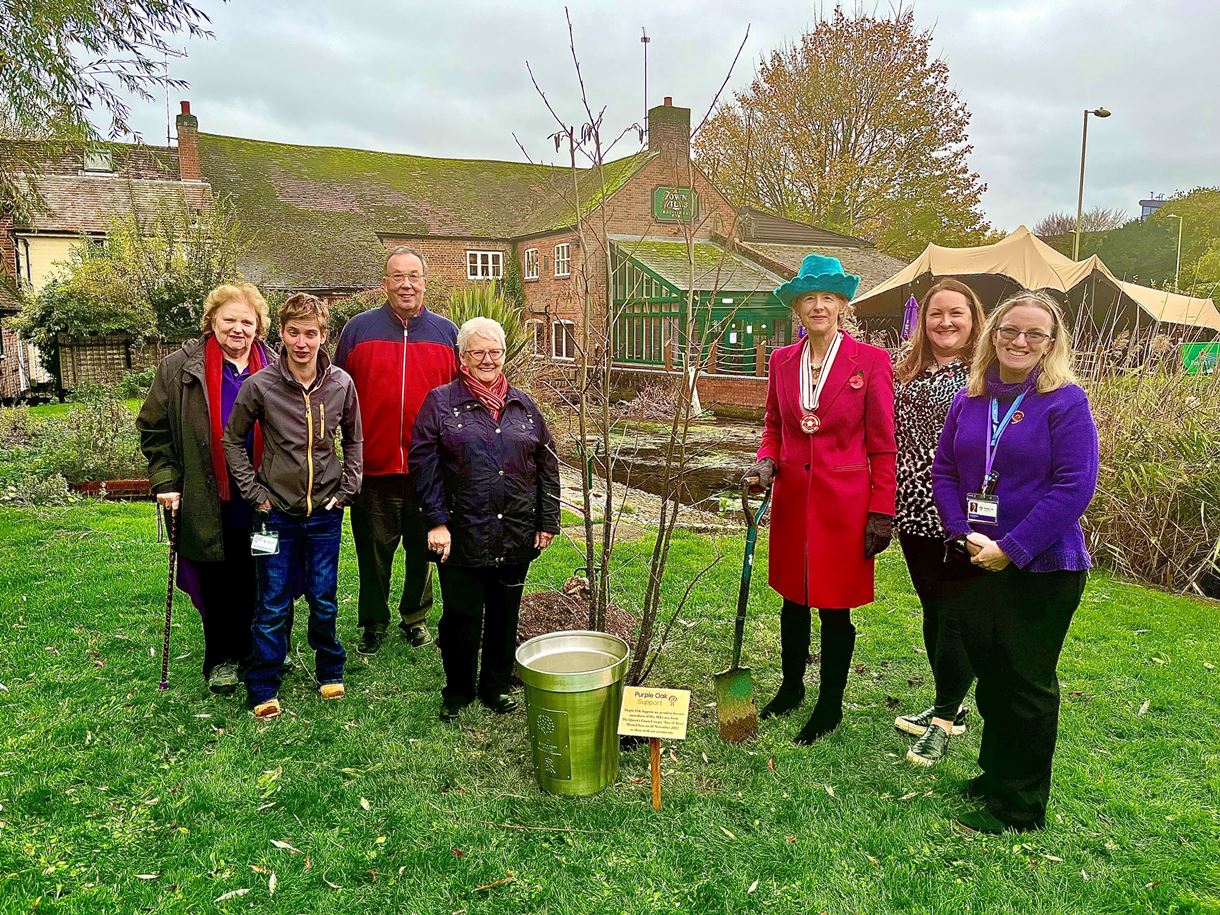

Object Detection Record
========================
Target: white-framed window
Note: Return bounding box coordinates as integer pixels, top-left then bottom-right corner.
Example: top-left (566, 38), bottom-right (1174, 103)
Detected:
top-left (524, 248), bottom-right (539, 281)
top-left (83, 148), bottom-right (114, 173)
top-left (525, 319), bottom-right (545, 354)
top-left (554, 243), bottom-right (571, 278)
top-left (466, 250), bottom-right (503, 280)
top-left (552, 320), bottom-right (576, 359)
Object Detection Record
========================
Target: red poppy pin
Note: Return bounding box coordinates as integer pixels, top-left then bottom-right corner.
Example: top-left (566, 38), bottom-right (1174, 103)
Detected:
top-left (849, 370), bottom-right (865, 390)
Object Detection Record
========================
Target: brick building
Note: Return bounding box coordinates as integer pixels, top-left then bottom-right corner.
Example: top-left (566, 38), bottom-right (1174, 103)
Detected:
top-left (1, 98), bottom-right (905, 404)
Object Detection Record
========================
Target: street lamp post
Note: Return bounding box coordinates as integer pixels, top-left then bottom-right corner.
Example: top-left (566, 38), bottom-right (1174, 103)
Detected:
top-left (1074, 106), bottom-right (1112, 261)
top-left (1164, 213), bottom-right (1183, 290)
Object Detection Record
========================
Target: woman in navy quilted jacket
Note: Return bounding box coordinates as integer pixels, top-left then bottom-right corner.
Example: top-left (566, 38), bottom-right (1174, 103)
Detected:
top-left (410, 317), bottom-right (561, 722)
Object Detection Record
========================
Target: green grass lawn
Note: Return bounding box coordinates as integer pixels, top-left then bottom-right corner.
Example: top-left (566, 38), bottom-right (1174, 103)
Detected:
top-left (24, 399), bottom-right (142, 420)
top-left (1, 502), bottom-right (1217, 913)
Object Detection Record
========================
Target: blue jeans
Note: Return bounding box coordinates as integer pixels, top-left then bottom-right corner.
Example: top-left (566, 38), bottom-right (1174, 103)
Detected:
top-left (247, 506), bottom-right (346, 705)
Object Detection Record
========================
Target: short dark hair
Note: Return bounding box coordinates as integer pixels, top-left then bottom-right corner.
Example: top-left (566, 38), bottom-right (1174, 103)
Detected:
top-left (279, 293), bottom-right (330, 330)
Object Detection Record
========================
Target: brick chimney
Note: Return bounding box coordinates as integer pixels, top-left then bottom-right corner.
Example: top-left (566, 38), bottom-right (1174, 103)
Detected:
top-left (647, 96), bottom-right (690, 164)
top-left (176, 100), bottom-right (200, 181)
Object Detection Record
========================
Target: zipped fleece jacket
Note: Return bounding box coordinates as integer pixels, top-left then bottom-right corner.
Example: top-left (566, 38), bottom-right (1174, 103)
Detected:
top-left (333, 303), bottom-right (457, 477)
top-left (223, 347), bottom-right (364, 517)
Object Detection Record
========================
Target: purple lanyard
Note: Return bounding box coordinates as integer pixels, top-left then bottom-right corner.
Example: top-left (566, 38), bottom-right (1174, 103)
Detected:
top-left (984, 392), bottom-right (1026, 482)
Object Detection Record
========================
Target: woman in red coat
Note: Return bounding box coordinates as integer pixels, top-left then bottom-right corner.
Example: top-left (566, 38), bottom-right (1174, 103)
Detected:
top-left (744, 254), bottom-right (897, 745)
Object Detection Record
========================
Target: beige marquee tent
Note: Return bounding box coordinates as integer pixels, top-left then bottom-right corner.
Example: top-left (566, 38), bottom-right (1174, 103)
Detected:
top-left (851, 225), bottom-right (1220, 335)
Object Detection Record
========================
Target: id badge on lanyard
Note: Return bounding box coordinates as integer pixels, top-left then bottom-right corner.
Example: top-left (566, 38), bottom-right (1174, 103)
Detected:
top-left (969, 392), bottom-right (1025, 525)
top-left (250, 514), bottom-right (280, 556)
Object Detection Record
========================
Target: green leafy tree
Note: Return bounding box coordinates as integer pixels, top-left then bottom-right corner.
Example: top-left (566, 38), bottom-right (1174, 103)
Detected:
top-left (693, 4), bottom-right (990, 258)
top-left (0, 0), bottom-right (217, 217)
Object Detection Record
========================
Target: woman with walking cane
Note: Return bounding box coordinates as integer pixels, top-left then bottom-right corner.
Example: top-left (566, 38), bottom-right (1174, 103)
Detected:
top-left (138, 283), bottom-right (273, 694)
top-left (742, 254), bottom-right (897, 745)
top-left (931, 289), bottom-right (1098, 833)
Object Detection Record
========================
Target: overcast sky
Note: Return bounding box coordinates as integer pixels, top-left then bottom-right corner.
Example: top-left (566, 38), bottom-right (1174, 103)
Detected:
top-left (119, 0), bottom-right (1219, 235)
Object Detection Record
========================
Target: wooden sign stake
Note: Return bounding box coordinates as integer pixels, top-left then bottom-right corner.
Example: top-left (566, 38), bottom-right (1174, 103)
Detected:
top-left (650, 737), bottom-right (662, 810)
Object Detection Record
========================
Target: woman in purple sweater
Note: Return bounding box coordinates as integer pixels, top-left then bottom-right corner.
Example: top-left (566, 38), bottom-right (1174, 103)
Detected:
top-left (930, 289), bottom-right (1098, 834)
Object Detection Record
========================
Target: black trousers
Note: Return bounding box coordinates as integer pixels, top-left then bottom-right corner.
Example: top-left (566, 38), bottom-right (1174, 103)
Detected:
top-left (350, 473), bottom-right (433, 630)
top-left (195, 524), bottom-right (257, 678)
top-left (939, 559), bottom-right (1087, 827)
top-left (436, 562), bottom-right (529, 702)
top-left (899, 532), bottom-right (974, 717)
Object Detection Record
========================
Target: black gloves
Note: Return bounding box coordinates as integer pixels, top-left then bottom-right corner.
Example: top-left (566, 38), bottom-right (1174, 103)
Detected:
top-left (864, 512), bottom-right (893, 558)
top-left (742, 457), bottom-right (776, 491)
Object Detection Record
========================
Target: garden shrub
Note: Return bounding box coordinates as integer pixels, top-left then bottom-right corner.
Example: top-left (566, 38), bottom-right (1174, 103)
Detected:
top-left (35, 394), bottom-right (145, 483)
top-left (1084, 368), bottom-right (1220, 595)
top-left (1, 472), bottom-right (71, 507)
top-left (0, 406), bottom-right (37, 447)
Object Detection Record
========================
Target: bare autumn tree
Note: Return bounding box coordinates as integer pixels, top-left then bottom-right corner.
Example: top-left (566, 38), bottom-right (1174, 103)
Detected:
top-left (1033, 207), bottom-right (1129, 238)
top-left (692, 3), bottom-right (990, 259)
top-left (0, 0), bottom-right (218, 217)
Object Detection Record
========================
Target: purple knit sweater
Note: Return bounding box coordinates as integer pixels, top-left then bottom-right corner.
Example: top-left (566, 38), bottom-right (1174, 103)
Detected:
top-left (931, 367), bottom-right (1098, 571)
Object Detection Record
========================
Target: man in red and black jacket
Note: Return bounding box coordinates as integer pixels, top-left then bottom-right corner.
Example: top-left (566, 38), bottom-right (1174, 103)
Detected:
top-left (334, 246), bottom-right (458, 655)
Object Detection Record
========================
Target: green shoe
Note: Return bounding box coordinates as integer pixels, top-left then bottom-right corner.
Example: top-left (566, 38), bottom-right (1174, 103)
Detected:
top-left (208, 661), bottom-right (239, 695)
top-left (906, 724), bottom-right (950, 767)
top-left (895, 706), bottom-right (968, 736)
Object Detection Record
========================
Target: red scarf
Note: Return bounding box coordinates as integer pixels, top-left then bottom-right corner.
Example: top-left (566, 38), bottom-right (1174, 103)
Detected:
top-left (459, 364), bottom-right (509, 420)
top-left (206, 334), bottom-right (265, 501)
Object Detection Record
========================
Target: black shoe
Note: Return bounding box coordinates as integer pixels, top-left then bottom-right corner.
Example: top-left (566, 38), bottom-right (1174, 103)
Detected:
top-left (895, 705), bottom-right (968, 736)
top-left (207, 661), bottom-right (239, 695)
top-left (964, 773), bottom-right (996, 800)
top-left (956, 808), bottom-right (1042, 834)
top-left (399, 622), bottom-right (433, 647)
top-left (439, 695), bottom-right (471, 722)
top-left (793, 700), bottom-right (843, 745)
top-left (357, 626), bottom-right (387, 656)
top-left (906, 724), bottom-right (950, 767)
top-left (481, 693), bottom-right (517, 714)
top-left (759, 683), bottom-right (805, 719)
top-left (280, 654), bottom-right (295, 676)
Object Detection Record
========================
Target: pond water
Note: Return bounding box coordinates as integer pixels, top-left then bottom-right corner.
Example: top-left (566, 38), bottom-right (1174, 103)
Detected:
top-left (557, 413), bottom-right (764, 510)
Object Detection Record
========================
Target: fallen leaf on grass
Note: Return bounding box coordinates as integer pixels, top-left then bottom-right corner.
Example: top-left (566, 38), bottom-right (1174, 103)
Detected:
top-left (268, 873), bottom-right (277, 896)
top-left (720, 826), bottom-right (737, 840)
top-left (898, 791), bottom-right (919, 801)
top-left (1204, 662), bottom-right (1214, 671)
top-left (1151, 657), bottom-right (1166, 665)
top-left (214, 888), bottom-right (249, 902)
top-left (0, 683), bottom-right (8, 692)
top-left (374, 836), bottom-right (386, 845)
top-left (824, 785), bottom-right (836, 798)
top-left (270, 839), bottom-right (300, 854)
top-left (135, 874), bottom-right (159, 880)
top-left (255, 802), bottom-right (276, 812)
top-left (359, 797), bottom-right (371, 811)
top-left (785, 835), bottom-right (797, 844)
top-left (1145, 881), bottom-right (1159, 889)
top-left (702, 752), bottom-right (709, 763)
top-left (748, 879), bottom-right (759, 894)
top-left (249, 865), bottom-right (271, 875)
top-left (304, 856), bottom-right (311, 872)
top-left (452, 848), bottom-right (465, 857)
top-left (1137, 700), bottom-right (1150, 716)
top-left (767, 756), bottom-right (777, 775)
top-left (323, 878), bottom-right (342, 890)
top-left (1081, 870), bottom-right (1090, 881)
top-left (1043, 854), bottom-right (1063, 862)
top-left (475, 872), bottom-right (515, 892)
top-left (669, 749), bottom-right (678, 763)
top-left (865, 854), bottom-right (880, 868)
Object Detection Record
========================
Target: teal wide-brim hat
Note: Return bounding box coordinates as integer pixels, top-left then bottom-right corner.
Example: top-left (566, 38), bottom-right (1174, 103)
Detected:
top-left (773, 253), bottom-right (860, 306)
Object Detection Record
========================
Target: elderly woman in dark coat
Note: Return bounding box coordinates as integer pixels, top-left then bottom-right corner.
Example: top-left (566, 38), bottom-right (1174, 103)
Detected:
top-left (410, 317), bottom-right (561, 721)
top-left (137, 283), bottom-right (272, 694)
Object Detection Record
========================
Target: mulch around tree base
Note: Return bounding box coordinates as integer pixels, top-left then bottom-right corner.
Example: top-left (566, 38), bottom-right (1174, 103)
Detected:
top-left (516, 577), bottom-right (638, 646)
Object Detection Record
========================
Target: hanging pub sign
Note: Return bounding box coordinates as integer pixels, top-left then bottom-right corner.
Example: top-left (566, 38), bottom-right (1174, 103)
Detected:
top-left (652, 186), bottom-right (698, 223)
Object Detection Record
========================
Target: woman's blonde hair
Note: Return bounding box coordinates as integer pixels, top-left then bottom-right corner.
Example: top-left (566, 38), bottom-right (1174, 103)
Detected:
top-left (967, 289), bottom-right (1079, 396)
top-left (894, 277), bottom-right (986, 384)
top-left (200, 283), bottom-right (270, 338)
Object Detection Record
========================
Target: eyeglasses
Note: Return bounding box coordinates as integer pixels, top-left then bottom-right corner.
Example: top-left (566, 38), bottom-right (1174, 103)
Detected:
top-left (387, 272), bottom-right (425, 285)
top-left (996, 326), bottom-right (1053, 345)
top-left (465, 348), bottom-right (505, 362)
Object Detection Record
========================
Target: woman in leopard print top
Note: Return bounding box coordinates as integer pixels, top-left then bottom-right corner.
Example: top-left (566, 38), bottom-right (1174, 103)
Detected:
top-left (892, 278), bottom-right (985, 766)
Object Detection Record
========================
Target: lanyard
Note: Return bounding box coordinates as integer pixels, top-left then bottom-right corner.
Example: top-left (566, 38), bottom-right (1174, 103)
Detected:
top-left (983, 391), bottom-right (1026, 483)
top-left (799, 331), bottom-right (842, 413)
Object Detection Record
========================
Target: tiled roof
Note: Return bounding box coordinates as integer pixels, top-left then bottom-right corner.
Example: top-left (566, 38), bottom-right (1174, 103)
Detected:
top-left (197, 133), bottom-right (653, 289)
top-left (738, 206), bottom-right (873, 248)
top-left (746, 243), bottom-right (907, 294)
top-left (612, 237), bottom-right (784, 294)
top-left (15, 174), bottom-right (210, 235)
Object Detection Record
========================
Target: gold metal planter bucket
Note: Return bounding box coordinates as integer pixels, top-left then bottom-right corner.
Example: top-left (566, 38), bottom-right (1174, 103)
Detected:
top-left (516, 630), bottom-right (631, 797)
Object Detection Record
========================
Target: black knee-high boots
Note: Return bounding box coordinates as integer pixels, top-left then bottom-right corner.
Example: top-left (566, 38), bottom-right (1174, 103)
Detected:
top-left (759, 602), bottom-right (811, 719)
top-left (794, 612), bottom-right (856, 745)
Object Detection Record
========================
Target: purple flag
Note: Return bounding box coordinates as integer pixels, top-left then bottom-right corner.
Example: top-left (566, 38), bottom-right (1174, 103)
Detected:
top-left (901, 295), bottom-right (919, 340)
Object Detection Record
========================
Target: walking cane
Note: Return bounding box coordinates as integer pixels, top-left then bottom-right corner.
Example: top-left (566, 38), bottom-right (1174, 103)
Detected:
top-left (159, 509), bottom-right (178, 690)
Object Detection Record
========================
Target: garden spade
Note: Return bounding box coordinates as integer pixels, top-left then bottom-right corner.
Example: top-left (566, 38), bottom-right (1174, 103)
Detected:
top-left (715, 482), bottom-right (771, 742)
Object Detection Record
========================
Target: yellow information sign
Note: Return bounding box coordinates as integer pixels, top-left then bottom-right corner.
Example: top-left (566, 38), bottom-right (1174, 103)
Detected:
top-left (617, 687), bottom-right (691, 740)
